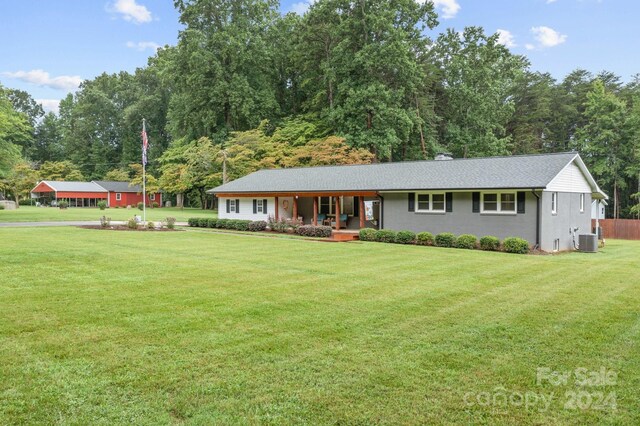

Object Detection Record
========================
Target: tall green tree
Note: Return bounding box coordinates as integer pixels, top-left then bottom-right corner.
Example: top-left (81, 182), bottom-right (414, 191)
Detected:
top-left (575, 79), bottom-right (628, 218)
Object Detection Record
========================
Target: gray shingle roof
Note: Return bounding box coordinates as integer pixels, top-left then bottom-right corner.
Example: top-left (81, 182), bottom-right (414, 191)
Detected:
top-left (93, 181), bottom-right (142, 193)
top-left (208, 152), bottom-right (584, 194)
top-left (42, 181), bottom-right (107, 192)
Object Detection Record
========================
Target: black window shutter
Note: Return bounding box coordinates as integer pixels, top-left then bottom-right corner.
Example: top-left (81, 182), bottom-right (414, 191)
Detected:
top-left (263, 199), bottom-right (268, 214)
top-left (408, 193), bottom-right (415, 212)
top-left (226, 199), bottom-right (230, 213)
top-left (253, 199), bottom-right (257, 214)
top-left (472, 192), bottom-right (480, 213)
top-left (517, 192), bottom-right (525, 214)
top-left (236, 199), bottom-right (240, 213)
top-left (446, 192), bottom-right (453, 212)
top-left (354, 196), bottom-right (359, 217)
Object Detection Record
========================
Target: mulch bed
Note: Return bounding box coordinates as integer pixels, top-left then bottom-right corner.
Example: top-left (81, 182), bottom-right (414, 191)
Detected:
top-left (77, 225), bottom-right (182, 232)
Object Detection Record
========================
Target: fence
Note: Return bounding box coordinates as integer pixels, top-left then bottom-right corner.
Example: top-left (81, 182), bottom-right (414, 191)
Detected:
top-left (592, 219), bottom-right (640, 240)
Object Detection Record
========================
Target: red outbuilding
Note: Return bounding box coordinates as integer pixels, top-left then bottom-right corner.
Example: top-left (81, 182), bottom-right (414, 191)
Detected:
top-left (30, 180), bottom-right (162, 208)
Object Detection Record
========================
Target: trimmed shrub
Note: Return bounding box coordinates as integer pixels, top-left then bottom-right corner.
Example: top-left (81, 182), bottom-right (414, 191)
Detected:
top-left (233, 220), bottom-right (250, 231)
top-left (503, 237), bottom-right (530, 254)
top-left (394, 230), bottom-right (416, 244)
top-left (435, 232), bottom-right (456, 247)
top-left (197, 218), bottom-right (209, 228)
top-left (0, 205), bottom-right (4, 210)
top-left (207, 218), bottom-right (218, 228)
top-left (147, 221), bottom-right (155, 229)
top-left (455, 234), bottom-right (477, 249)
top-left (215, 219), bottom-right (230, 229)
top-left (58, 200), bottom-right (69, 209)
top-left (152, 202), bottom-right (159, 208)
top-left (165, 217), bottom-right (176, 229)
top-left (247, 220), bottom-right (267, 232)
top-left (296, 225), bottom-right (332, 238)
top-left (137, 202), bottom-right (144, 210)
top-left (127, 218), bottom-right (138, 229)
top-left (18, 199), bottom-right (32, 206)
top-left (416, 232), bottom-right (434, 246)
top-left (359, 228), bottom-right (377, 242)
top-left (98, 200), bottom-right (107, 210)
top-left (479, 236), bottom-right (500, 251)
top-left (375, 229), bottom-right (397, 243)
top-left (187, 218), bottom-right (198, 227)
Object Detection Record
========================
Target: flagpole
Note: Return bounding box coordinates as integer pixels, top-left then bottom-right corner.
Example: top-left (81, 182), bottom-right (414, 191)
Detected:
top-left (142, 118), bottom-right (147, 225)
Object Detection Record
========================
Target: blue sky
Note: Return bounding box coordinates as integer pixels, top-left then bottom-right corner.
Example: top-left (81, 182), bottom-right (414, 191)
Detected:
top-left (1, 0), bottom-right (637, 114)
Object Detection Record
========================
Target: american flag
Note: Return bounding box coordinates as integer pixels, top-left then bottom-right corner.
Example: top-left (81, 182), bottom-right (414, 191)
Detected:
top-left (141, 124), bottom-right (148, 165)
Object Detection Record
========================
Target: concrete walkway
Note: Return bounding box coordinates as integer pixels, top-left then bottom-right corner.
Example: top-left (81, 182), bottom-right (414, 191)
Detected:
top-left (0, 221), bottom-right (188, 228)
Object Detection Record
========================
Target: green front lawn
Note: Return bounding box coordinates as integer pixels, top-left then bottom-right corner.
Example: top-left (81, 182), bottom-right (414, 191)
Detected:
top-left (1, 228), bottom-right (638, 424)
top-left (0, 205), bottom-right (216, 222)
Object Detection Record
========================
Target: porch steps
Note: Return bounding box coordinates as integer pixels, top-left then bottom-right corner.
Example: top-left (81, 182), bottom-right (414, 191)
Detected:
top-left (330, 230), bottom-right (360, 242)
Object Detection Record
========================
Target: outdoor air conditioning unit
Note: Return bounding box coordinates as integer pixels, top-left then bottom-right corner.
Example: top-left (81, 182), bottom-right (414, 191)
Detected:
top-left (579, 234), bottom-right (598, 253)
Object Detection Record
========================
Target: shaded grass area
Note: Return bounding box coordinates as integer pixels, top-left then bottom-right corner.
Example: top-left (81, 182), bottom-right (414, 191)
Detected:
top-left (0, 228), bottom-right (638, 424)
top-left (0, 206), bottom-right (216, 223)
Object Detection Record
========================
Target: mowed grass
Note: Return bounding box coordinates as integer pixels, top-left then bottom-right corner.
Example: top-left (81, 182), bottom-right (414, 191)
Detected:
top-left (0, 205), bottom-right (216, 223)
top-left (0, 228), bottom-right (638, 425)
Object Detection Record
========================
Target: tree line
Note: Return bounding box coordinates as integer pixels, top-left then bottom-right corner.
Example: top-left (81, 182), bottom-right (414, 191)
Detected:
top-left (1, 0), bottom-right (639, 217)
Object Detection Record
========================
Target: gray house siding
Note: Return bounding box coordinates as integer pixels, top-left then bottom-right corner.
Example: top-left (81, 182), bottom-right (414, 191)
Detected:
top-left (382, 191), bottom-right (538, 244)
top-left (539, 191), bottom-right (592, 252)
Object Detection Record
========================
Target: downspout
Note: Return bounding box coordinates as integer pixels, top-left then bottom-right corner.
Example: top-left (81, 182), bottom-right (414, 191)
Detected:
top-left (378, 193), bottom-right (384, 230)
top-left (532, 190), bottom-right (541, 250)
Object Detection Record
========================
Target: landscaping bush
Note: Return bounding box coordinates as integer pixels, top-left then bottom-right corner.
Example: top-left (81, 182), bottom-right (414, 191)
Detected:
top-left (98, 200), bottom-right (107, 210)
top-left (18, 199), bottom-right (32, 206)
top-left (127, 218), bottom-right (138, 229)
top-left (232, 220), bottom-right (250, 231)
top-left (187, 218), bottom-right (198, 227)
top-left (394, 230), bottom-right (416, 244)
top-left (197, 218), bottom-right (209, 228)
top-left (137, 202), bottom-right (144, 210)
top-left (152, 202), bottom-right (159, 208)
top-left (416, 232), bottom-right (434, 246)
top-left (215, 219), bottom-right (230, 229)
top-left (296, 225), bottom-right (332, 238)
top-left (358, 228), bottom-right (377, 242)
top-left (207, 218), bottom-right (218, 228)
top-left (58, 200), bottom-right (69, 209)
top-left (147, 221), bottom-right (155, 230)
top-left (165, 217), bottom-right (176, 230)
top-left (247, 221), bottom-right (267, 232)
top-left (435, 232), bottom-right (456, 247)
top-left (455, 234), bottom-right (477, 249)
top-left (0, 205), bottom-right (4, 210)
top-left (503, 237), bottom-right (530, 254)
top-left (479, 236), bottom-right (500, 251)
top-left (375, 229), bottom-right (397, 243)
top-left (100, 216), bottom-right (111, 228)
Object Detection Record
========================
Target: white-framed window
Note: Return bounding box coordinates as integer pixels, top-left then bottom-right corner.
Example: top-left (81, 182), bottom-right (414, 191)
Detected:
top-left (115, 193), bottom-right (121, 201)
top-left (150, 194), bottom-right (156, 201)
top-left (580, 193), bottom-right (584, 213)
top-left (229, 199), bottom-right (237, 213)
top-left (551, 192), bottom-right (558, 215)
top-left (256, 199), bottom-right (264, 213)
top-left (415, 192), bottom-right (445, 213)
top-left (481, 192), bottom-right (516, 213)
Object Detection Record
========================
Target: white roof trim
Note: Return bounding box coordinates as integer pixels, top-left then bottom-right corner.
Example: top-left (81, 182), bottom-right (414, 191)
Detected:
top-left (547, 154), bottom-right (608, 200)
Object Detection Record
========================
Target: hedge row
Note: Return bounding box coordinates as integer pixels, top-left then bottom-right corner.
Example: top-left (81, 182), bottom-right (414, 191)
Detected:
top-left (188, 218), bottom-right (267, 232)
top-left (358, 228), bottom-right (529, 254)
top-left (296, 225), bottom-right (333, 238)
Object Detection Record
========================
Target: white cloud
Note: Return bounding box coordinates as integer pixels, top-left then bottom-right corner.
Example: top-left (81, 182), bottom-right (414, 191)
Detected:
top-left (290, 0), bottom-right (317, 15)
top-left (531, 26), bottom-right (567, 47)
top-left (432, 0), bottom-right (461, 19)
top-left (525, 43), bottom-right (535, 50)
top-left (109, 0), bottom-right (152, 24)
top-left (546, 0), bottom-right (558, 3)
top-left (2, 69), bottom-right (82, 91)
top-left (36, 99), bottom-right (60, 114)
top-left (126, 41), bottom-right (160, 51)
top-left (496, 29), bottom-right (517, 48)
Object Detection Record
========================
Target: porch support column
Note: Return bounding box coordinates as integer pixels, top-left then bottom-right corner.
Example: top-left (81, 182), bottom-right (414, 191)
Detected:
top-left (359, 196), bottom-right (365, 229)
top-left (313, 197), bottom-right (318, 226)
top-left (335, 196), bottom-right (341, 230)
top-left (293, 196), bottom-right (298, 222)
top-left (274, 196), bottom-right (279, 221)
